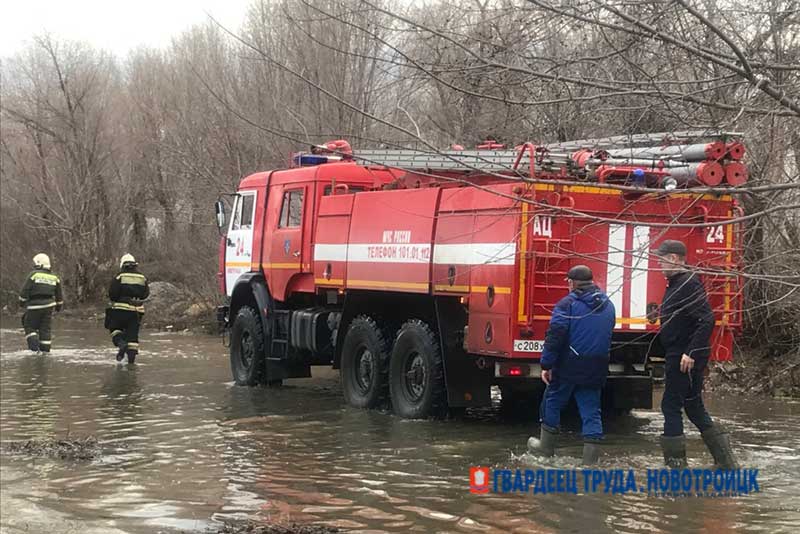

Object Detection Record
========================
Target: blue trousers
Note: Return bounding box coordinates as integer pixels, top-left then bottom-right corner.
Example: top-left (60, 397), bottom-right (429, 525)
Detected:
top-left (540, 381), bottom-right (603, 439)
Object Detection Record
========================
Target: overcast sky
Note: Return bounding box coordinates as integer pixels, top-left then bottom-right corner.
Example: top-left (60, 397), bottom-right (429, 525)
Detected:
top-left (0, 0), bottom-right (252, 58)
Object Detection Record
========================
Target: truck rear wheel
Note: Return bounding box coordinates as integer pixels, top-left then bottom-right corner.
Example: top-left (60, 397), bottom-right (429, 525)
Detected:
top-left (340, 315), bottom-right (392, 409)
top-left (389, 319), bottom-right (447, 419)
top-left (230, 306), bottom-right (265, 386)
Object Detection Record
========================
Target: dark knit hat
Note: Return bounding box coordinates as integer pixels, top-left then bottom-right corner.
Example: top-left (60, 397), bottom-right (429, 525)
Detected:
top-left (653, 240), bottom-right (687, 257)
top-left (567, 265), bottom-right (593, 282)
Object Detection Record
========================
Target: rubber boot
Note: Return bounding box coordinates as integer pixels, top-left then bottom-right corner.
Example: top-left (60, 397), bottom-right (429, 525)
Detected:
top-left (660, 435), bottom-right (688, 469)
top-left (126, 349), bottom-right (137, 364)
top-left (701, 425), bottom-right (739, 469)
top-left (582, 439), bottom-right (602, 466)
top-left (111, 331), bottom-right (126, 361)
top-left (116, 342), bottom-right (128, 362)
top-left (527, 424), bottom-right (557, 457)
top-left (26, 333), bottom-right (40, 352)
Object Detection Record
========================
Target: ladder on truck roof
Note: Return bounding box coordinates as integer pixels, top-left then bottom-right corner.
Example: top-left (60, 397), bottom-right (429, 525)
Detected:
top-left (349, 130), bottom-right (742, 173)
top-left (298, 130), bottom-right (746, 187)
top-left (352, 148), bottom-right (540, 172)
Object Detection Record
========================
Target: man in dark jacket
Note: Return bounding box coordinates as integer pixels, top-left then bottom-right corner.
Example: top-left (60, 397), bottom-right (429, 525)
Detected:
top-left (654, 240), bottom-right (737, 469)
top-left (106, 254), bottom-right (149, 363)
top-left (19, 253), bottom-right (63, 353)
top-left (527, 265), bottom-right (616, 465)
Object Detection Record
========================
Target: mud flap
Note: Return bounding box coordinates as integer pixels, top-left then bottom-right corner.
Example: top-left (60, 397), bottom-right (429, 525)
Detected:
top-left (249, 279), bottom-right (287, 382)
top-left (435, 297), bottom-right (492, 408)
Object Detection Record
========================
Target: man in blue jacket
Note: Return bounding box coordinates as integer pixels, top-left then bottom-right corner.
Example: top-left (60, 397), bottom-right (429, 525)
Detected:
top-left (527, 265), bottom-right (616, 465)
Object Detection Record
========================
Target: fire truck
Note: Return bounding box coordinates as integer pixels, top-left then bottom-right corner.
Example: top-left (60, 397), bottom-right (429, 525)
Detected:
top-left (214, 131), bottom-right (745, 418)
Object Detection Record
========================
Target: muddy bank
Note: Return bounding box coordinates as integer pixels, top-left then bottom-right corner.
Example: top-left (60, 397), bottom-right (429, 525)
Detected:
top-left (212, 522), bottom-right (341, 534)
top-left (706, 347), bottom-right (800, 398)
top-left (2, 436), bottom-right (101, 460)
top-left (138, 281), bottom-right (218, 332)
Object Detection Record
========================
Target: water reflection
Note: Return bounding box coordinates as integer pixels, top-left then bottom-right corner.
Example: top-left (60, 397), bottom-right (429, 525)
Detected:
top-left (99, 365), bottom-right (144, 422)
top-left (8, 353), bottom-right (59, 439)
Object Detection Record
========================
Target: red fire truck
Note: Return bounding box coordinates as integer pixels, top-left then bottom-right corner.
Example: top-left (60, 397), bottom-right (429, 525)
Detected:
top-left (214, 131), bottom-right (745, 418)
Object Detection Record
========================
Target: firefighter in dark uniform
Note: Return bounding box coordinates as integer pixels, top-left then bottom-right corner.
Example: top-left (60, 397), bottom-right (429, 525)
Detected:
top-left (106, 254), bottom-right (149, 363)
top-left (19, 253), bottom-right (63, 353)
top-left (654, 240), bottom-right (738, 469)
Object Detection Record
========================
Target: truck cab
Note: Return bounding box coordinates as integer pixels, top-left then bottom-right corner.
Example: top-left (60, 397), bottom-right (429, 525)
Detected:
top-left (219, 162), bottom-right (391, 301)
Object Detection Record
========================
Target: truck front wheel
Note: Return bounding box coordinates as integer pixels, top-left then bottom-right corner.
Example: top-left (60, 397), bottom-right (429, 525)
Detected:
top-left (230, 306), bottom-right (265, 386)
top-left (340, 315), bottom-right (392, 409)
top-left (389, 319), bottom-right (447, 419)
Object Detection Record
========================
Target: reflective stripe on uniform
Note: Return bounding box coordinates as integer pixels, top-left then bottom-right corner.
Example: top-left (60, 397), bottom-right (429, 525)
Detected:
top-left (26, 302), bottom-right (57, 310)
top-left (31, 273), bottom-right (60, 285)
top-left (110, 302), bottom-right (137, 310)
top-left (127, 342), bottom-right (139, 348)
top-left (26, 332), bottom-right (39, 339)
top-left (117, 273), bottom-right (147, 285)
top-left (39, 340), bottom-right (51, 345)
top-left (19, 297), bottom-right (27, 303)
top-left (110, 330), bottom-right (123, 338)
top-left (110, 302), bottom-right (145, 312)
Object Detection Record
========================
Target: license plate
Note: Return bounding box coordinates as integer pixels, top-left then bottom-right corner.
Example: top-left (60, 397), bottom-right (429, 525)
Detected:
top-left (513, 339), bottom-right (544, 353)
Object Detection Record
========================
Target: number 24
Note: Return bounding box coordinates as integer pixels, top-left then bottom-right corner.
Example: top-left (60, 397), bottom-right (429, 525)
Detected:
top-left (706, 225), bottom-right (725, 244)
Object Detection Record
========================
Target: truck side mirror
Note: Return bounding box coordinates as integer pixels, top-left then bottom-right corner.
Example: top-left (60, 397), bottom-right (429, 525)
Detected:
top-left (215, 200), bottom-right (226, 229)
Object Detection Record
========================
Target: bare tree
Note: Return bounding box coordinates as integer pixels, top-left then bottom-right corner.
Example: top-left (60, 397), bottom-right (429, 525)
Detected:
top-left (2, 36), bottom-right (125, 301)
top-left (1, 0), bottom-right (797, 359)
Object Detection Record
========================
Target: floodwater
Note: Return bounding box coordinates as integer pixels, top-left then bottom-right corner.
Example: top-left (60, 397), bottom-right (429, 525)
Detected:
top-left (1, 318), bottom-right (799, 534)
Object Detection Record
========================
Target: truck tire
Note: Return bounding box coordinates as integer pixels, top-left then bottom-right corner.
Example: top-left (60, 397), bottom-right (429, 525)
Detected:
top-left (230, 306), bottom-right (265, 386)
top-left (340, 315), bottom-right (391, 409)
top-left (389, 319), bottom-right (447, 419)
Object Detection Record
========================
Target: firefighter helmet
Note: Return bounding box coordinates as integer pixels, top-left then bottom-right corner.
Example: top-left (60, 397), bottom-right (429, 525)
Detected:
top-left (33, 253), bottom-right (51, 270)
top-left (120, 253), bottom-right (137, 268)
